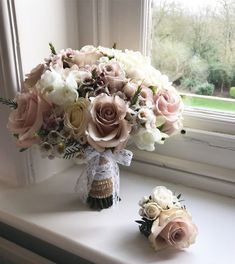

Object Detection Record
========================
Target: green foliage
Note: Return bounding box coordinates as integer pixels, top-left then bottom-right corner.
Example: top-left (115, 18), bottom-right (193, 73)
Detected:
top-left (180, 78), bottom-right (200, 92)
top-left (186, 56), bottom-right (209, 82)
top-left (130, 86), bottom-right (142, 106)
top-left (207, 63), bottom-right (231, 89)
top-left (229, 87), bottom-right (235, 98)
top-left (195, 82), bottom-right (215, 96)
top-left (49, 42), bottom-right (56, 55)
top-left (0, 98), bottom-right (17, 109)
top-left (87, 195), bottom-right (114, 210)
top-left (151, 0), bottom-right (235, 97)
top-left (152, 39), bottom-right (191, 82)
top-left (135, 218), bottom-right (154, 238)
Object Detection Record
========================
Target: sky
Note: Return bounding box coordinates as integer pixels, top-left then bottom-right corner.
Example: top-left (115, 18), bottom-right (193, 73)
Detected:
top-left (153, 0), bottom-right (221, 13)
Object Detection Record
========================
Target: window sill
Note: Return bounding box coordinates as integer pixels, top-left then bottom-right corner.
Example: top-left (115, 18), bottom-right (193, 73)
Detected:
top-left (0, 166), bottom-right (235, 264)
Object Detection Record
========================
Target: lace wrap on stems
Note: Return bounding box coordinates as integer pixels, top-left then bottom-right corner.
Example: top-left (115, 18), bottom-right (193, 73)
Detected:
top-left (75, 147), bottom-right (133, 209)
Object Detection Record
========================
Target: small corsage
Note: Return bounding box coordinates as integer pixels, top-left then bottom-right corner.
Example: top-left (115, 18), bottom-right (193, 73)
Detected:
top-left (136, 186), bottom-right (198, 250)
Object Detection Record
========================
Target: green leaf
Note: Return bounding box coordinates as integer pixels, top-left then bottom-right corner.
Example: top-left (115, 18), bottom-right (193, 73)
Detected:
top-left (177, 194), bottom-right (182, 199)
top-left (130, 86), bottom-right (142, 106)
top-left (0, 97), bottom-right (17, 109)
top-left (91, 68), bottom-right (97, 79)
top-left (148, 85), bottom-right (158, 94)
top-left (49, 42), bottom-right (57, 55)
top-left (135, 220), bottom-right (145, 224)
top-left (19, 148), bottom-right (28, 152)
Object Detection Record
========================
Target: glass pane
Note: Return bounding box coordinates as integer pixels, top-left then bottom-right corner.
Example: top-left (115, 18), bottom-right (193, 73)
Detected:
top-left (151, 0), bottom-right (235, 113)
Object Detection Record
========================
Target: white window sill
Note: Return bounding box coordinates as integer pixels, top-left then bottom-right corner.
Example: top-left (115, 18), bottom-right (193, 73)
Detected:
top-left (0, 166), bottom-right (234, 264)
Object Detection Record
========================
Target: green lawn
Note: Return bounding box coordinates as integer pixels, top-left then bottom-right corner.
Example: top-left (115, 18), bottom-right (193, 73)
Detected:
top-left (182, 96), bottom-right (235, 113)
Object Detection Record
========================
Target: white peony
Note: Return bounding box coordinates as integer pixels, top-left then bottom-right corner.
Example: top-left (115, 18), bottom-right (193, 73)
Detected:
top-left (37, 69), bottom-right (78, 107)
top-left (151, 186), bottom-right (174, 209)
top-left (133, 127), bottom-right (162, 151)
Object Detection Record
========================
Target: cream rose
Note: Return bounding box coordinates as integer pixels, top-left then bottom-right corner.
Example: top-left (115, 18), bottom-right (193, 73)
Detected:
top-left (64, 98), bottom-right (90, 138)
top-left (144, 202), bottom-right (161, 220)
top-left (71, 45), bottom-right (102, 67)
top-left (87, 93), bottom-right (131, 152)
top-left (149, 208), bottom-right (198, 250)
top-left (7, 91), bottom-right (51, 148)
top-left (151, 186), bottom-right (174, 209)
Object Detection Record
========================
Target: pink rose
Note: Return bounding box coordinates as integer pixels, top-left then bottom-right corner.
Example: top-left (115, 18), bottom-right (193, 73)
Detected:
top-left (87, 93), bottom-right (131, 152)
top-left (72, 46), bottom-right (102, 67)
top-left (7, 91), bottom-right (51, 148)
top-left (99, 62), bottom-right (126, 93)
top-left (23, 64), bottom-right (46, 90)
top-left (149, 208), bottom-right (198, 250)
top-left (153, 87), bottom-right (183, 135)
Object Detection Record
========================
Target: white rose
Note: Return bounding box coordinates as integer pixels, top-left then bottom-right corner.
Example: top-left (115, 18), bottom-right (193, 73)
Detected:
top-left (144, 202), bottom-right (161, 220)
top-left (63, 65), bottom-right (92, 83)
top-left (133, 127), bottom-right (162, 151)
top-left (114, 49), bottom-right (150, 73)
top-left (151, 186), bottom-right (174, 209)
top-left (80, 45), bottom-right (97, 53)
top-left (38, 69), bottom-right (78, 106)
top-left (143, 66), bottom-right (172, 89)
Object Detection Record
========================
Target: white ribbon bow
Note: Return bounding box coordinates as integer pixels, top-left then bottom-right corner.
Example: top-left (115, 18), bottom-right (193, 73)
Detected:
top-left (75, 147), bottom-right (133, 204)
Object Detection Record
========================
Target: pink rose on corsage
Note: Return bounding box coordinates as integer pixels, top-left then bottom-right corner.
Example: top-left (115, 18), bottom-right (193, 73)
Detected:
top-left (154, 87), bottom-right (183, 135)
top-left (137, 186), bottom-right (198, 251)
top-left (87, 93), bottom-right (131, 152)
top-left (99, 61), bottom-right (126, 93)
top-left (7, 91), bottom-right (51, 148)
top-left (149, 208), bottom-right (198, 250)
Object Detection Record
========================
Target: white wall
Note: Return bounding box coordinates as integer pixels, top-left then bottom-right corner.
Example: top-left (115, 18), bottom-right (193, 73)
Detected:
top-left (0, 0), bottom-right (80, 185)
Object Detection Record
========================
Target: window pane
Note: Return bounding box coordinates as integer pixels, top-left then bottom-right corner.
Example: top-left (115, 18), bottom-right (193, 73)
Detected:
top-left (151, 0), bottom-right (235, 112)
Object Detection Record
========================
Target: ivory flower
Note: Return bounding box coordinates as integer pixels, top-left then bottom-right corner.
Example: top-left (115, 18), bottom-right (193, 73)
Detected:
top-left (38, 69), bottom-right (78, 106)
top-left (144, 202), bottom-right (161, 220)
top-left (151, 186), bottom-right (174, 209)
top-left (64, 98), bottom-right (90, 138)
top-left (133, 127), bottom-right (162, 151)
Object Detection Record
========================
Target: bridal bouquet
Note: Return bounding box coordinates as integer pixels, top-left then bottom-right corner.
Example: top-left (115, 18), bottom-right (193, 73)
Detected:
top-left (0, 44), bottom-right (183, 209)
top-left (136, 186), bottom-right (198, 250)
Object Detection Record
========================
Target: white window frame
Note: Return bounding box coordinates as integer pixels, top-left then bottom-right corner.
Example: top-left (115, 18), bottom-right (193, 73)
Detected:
top-left (1, 0), bottom-right (234, 196)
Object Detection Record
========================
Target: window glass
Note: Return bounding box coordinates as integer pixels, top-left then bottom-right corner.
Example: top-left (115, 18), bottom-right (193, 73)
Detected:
top-left (151, 0), bottom-right (235, 113)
